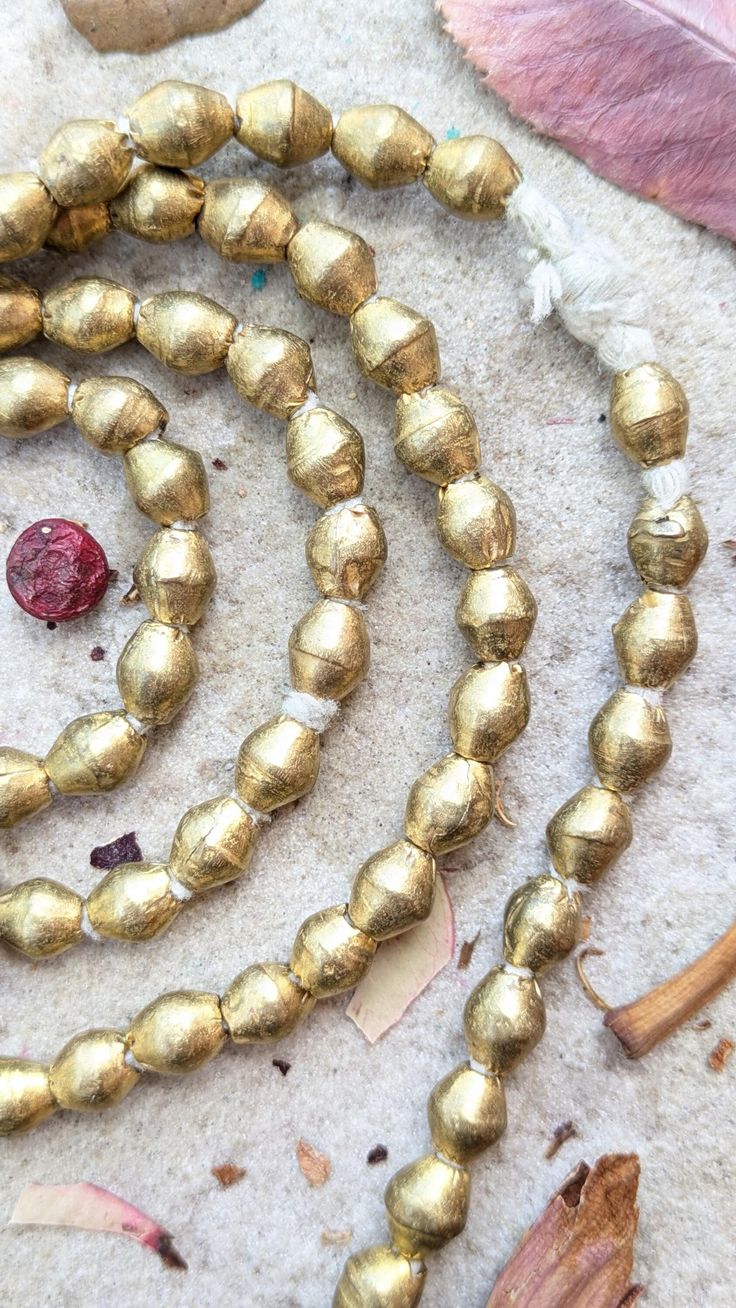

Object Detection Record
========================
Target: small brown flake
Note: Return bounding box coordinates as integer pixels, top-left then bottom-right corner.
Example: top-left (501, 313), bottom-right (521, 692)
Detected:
top-left (694, 1018), bottom-right (713, 1031)
top-left (90, 645), bottom-right (106, 661)
top-left (367, 1144), bottom-right (388, 1165)
top-left (578, 915), bottom-right (593, 943)
top-left (212, 457), bottom-right (229, 471)
top-left (321, 1228), bottom-right (353, 1247)
top-left (211, 1163), bottom-right (246, 1188)
top-left (458, 931), bottom-right (481, 970)
top-left (296, 1139), bottom-right (331, 1187)
top-left (708, 1037), bottom-right (734, 1071)
top-left (272, 1058), bottom-right (291, 1077)
top-left (545, 1120), bottom-right (578, 1159)
top-left (90, 831), bottom-right (143, 870)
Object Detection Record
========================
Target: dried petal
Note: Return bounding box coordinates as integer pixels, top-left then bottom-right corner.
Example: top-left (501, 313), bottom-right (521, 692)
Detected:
top-left (6, 519), bottom-right (109, 622)
top-left (296, 1138), bottom-right (331, 1187)
top-left (708, 1037), bottom-right (734, 1072)
top-left (211, 1163), bottom-right (246, 1188)
top-left (90, 831), bottom-right (143, 869)
top-left (9, 1182), bottom-right (186, 1269)
top-left (60, 0), bottom-right (261, 52)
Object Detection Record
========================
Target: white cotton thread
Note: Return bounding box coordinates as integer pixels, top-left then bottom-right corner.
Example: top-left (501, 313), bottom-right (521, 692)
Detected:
top-left (228, 790), bottom-right (271, 826)
top-left (409, 1260), bottom-right (426, 1278)
top-left (468, 1056), bottom-right (496, 1079)
top-left (167, 873), bottom-right (194, 903)
top-left (433, 1148), bottom-right (465, 1172)
top-left (548, 865), bottom-right (588, 899)
top-left (624, 685), bottom-right (664, 707)
top-left (642, 459), bottom-right (690, 510)
top-left (169, 519), bottom-right (200, 532)
top-left (333, 596), bottom-right (366, 611)
top-left (281, 688), bottom-right (340, 733)
top-left (323, 495), bottom-right (365, 516)
top-left (125, 712), bottom-right (151, 736)
top-left (132, 300), bottom-right (141, 328)
top-left (66, 380), bottom-right (78, 412)
top-left (290, 390), bottom-right (321, 420)
top-left (124, 1048), bottom-right (146, 1073)
top-left (80, 906), bottom-right (105, 943)
top-left (501, 961), bottom-right (534, 980)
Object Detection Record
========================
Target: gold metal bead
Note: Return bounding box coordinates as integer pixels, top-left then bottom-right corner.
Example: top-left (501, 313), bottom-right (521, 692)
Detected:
top-left (503, 873), bottom-right (582, 973)
top-left (306, 504), bottom-right (387, 601)
top-left (463, 964), bottom-right (546, 1075)
top-left (404, 752), bottom-right (495, 855)
top-left (424, 136), bottom-right (521, 218)
top-left (71, 375), bottom-right (168, 455)
top-left (45, 201), bottom-right (110, 253)
top-left (610, 363), bottom-right (689, 467)
top-left (44, 711), bottom-right (147, 795)
top-left (394, 386), bottom-right (480, 485)
top-left (127, 990), bottom-right (226, 1074)
top-left (221, 961), bottom-right (315, 1042)
top-left (116, 620), bottom-right (199, 725)
top-left (0, 878), bottom-right (83, 958)
top-left (227, 325), bottom-right (315, 418)
top-left (0, 173), bottom-right (57, 262)
top-left (127, 80), bottom-right (235, 168)
top-left (351, 297), bottom-right (440, 394)
top-left (427, 1062), bottom-right (507, 1163)
top-left (43, 276), bottom-right (137, 354)
top-left (0, 747), bottom-right (52, 826)
top-left (198, 177), bottom-right (297, 262)
top-left (0, 1059), bottom-right (56, 1136)
top-left (333, 1245), bottom-right (426, 1308)
top-left (136, 291), bottom-right (237, 375)
top-left (289, 599), bottom-right (370, 700)
top-left (546, 785), bottom-right (633, 885)
top-left (0, 357), bottom-right (69, 438)
top-left (332, 105), bottom-right (434, 188)
top-left (0, 276), bottom-right (42, 351)
top-left (384, 1153), bottom-right (470, 1258)
top-left (290, 904), bottom-right (376, 997)
top-left (287, 220), bottom-right (377, 316)
top-left (448, 661), bottom-right (530, 764)
top-left (235, 80), bottom-right (333, 166)
top-left (134, 527), bottom-right (216, 626)
top-left (286, 406), bottom-right (365, 508)
top-left (348, 839), bottom-right (436, 941)
top-left (613, 590), bottom-right (697, 689)
top-left (49, 1029), bottom-right (139, 1111)
top-left (123, 438), bottom-right (210, 525)
top-left (110, 165), bottom-right (205, 242)
top-left (168, 794), bottom-right (259, 893)
top-left (456, 566), bottom-right (537, 662)
top-left (437, 474), bottom-right (516, 569)
top-left (39, 120), bottom-right (132, 206)
top-left (86, 862), bottom-right (180, 941)
top-left (235, 714), bottom-right (321, 812)
top-left (589, 689), bottom-right (672, 792)
top-left (628, 495), bottom-right (708, 591)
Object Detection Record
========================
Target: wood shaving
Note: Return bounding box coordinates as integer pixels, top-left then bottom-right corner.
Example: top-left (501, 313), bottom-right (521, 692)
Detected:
top-left (458, 930), bottom-right (481, 970)
top-left (708, 1037), bottom-right (734, 1071)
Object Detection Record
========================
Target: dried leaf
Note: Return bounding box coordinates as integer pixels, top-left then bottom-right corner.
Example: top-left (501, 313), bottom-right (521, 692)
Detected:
top-left (458, 930), bottom-right (481, 970)
top-left (90, 831), bottom-right (143, 870)
top-left (708, 1037), bottom-right (734, 1071)
top-left (346, 877), bottom-right (455, 1043)
top-left (272, 1058), bottom-right (291, 1077)
top-left (296, 1139), bottom-right (331, 1187)
top-left (8, 1182), bottom-right (186, 1269)
top-left (321, 1228), bottom-right (353, 1247)
top-left (544, 1120), bottom-right (578, 1160)
top-left (440, 0), bottom-right (736, 240)
top-left (366, 1144), bottom-right (389, 1165)
top-left (211, 1163), bottom-right (246, 1188)
top-left (61, 0), bottom-right (262, 53)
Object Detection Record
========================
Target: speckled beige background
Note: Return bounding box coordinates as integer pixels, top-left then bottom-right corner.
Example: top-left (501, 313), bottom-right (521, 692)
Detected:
top-left (1, 2), bottom-right (734, 1305)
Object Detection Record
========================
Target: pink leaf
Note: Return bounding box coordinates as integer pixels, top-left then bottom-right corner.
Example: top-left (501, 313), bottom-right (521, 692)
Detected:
top-left (439, 0), bottom-right (736, 240)
top-left (8, 1182), bottom-right (187, 1270)
top-left (346, 876), bottom-right (456, 1043)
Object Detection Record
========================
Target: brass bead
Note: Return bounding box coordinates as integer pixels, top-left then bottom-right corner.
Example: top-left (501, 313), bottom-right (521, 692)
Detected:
top-left (116, 620), bottom-right (199, 725)
top-left (45, 201), bottom-right (110, 253)
top-left (198, 177), bottom-right (297, 262)
top-left (0, 357), bottom-right (69, 438)
top-left (227, 325), bottom-right (315, 418)
top-left (394, 386), bottom-right (480, 485)
top-left (287, 220), bottom-right (377, 316)
top-left (351, 297), bottom-right (440, 394)
top-left (286, 406), bottom-right (365, 508)
top-left (127, 991), bottom-right (226, 1074)
top-left (456, 566), bottom-right (537, 662)
top-left (463, 964), bottom-right (546, 1074)
top-left (333, 1245), bottom-right (426, 1308)
top-left (448, 661), bottom-right (530, 763)
top-left (503, 873), bottom-right (582, 973)
top-left (0, 878), bottom-right (83, 958)
top-left (546, 785), bottom-right (633, 885)
top-left (127, 80), bottom-right (235, 168)
top-left (288, 599), bottom-right (370, 700)
top-left (169, 793), bottom-right (259, 892)
top-left (437, 474), bottom-right (516, 569)
top-left (123, 438), bottom-right (210, 525)
top-left (235, 80), bottom-right (333, 166)
top-left (0, 173), bottom-right (57, 262)
top-left (221, 961), bottom-right (315, 1042)
top-left (42, 276), bottom-right (137, 354)
top-left (39, 120), bottom-right (132, 206)
top-left (0, 747), bottom-right (52, 826)
top-left (384, 1153), bottom-right (470, 1257)
top-left (235, 714), bottom-right (321, 812)
top-left (610, 363), bottom-right (689, 467)
top-left (348, 839), bottom-right (436, 940)
top-left (0, 276), bottom-right (42, 351)
top-left (613, 590), bottom-right (697, 689)
top-left (306, 504), bottom-right (386, 601)
top-left (49, 1029), bottom-right (139, 1111)
top-left (86, 862), bottom-right (180, 941)
top-left (0, 1059), bottom-right (56, 1135)
top-left (332, 105), bottom-right (434, 188)
top-left (404, 752), bottom-right (495, 855)
top-left (290, 904), bottom-right (376, 997)
top-left (424, 136), bottom-right (521, 218)
top-left (71, 375), bottom-right (168, 455)
top-left (134, 527), bottom-right (216, 626)
top-left (110, 165), bottom-right (205, 242)
top-left (136, 291), bottom-right (236, 375)
top-left (428, 1062), bottom-right (507, 1163)
top-left (628, 495), bottom-right (708, 590)
top-left (589, 689), bottom-right (672, 792)
top-left (44, 711), bottom-right (147, 795)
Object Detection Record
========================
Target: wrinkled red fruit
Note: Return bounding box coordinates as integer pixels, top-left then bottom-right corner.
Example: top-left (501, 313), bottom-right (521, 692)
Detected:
top-left (6, 518), bottom-right (109, 622)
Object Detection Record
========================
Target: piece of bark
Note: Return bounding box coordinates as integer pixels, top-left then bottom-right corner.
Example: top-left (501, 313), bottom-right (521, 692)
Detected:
top-left (60, 0), bottom-right (262, 54)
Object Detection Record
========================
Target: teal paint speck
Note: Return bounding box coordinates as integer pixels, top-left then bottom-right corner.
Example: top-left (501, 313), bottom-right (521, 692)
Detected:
top-left (446, 127), bottom-right (460, 140)
top-left (251, 268), bottom-right (267, 291)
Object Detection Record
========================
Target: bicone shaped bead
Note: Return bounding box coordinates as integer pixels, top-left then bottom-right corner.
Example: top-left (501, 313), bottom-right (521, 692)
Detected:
top-left (127, 80), bottom-right (235, 168)
top-left (123, 437), bottom-right (210, 524)
top-left (0, 878), bottom-right (83, 958)
top-left (227, 325), bottom-right (314, 418)
top-left (424, 136), bottom-right (521, 218)
top-left (610, 363), bottom-right (689, 467)
top-left (503, 874), bottom-right (582, 973)
top-left (42, 276), bottom-right (137, 354)
top-left (456, 566), bottom-right (537, 662)
top-left (627, 495), bottom-right (708, 590)
top-left (0, 357), bottom-right (69, 438)
top-left (332, 105), bottom-right (434, 188)
top-left (448, 662), bottom-right (530, 763)
top-left (0, 173), bottom-right (57, 262)
top-left (136, 291), bottom-right (237, 375)
top-left (394, 386), bottom-right (480, 485)
top-left (384, 1153), bottom-right (470, 1258)
top-left (291, 904), bottom-right (376, 997)
top-left (46, 201), bottom-right (110, 253)
top-left (86, 862), bottom-right (180, 941)
top-left (437, 474), bottom-right (516, 569)
top-left (39, 120), bottom-right (132, 206)
top-left (0, 1058), bottom-right (56, 1136)
top-left (589, 689), bottom-right (672, 792)
top-left (44, 711), bottom-right (147, 795)
top-left (0, 276), bottom-right (42, 351)
top-left (49, 1029), bottom-right (139, 1111)
top-left (169, 794), bottom-right (259, 892)
top-left (127, 990), bottom-right (226, 1074)
top-left (333, 1245), bottom-right (426, 1308)
top-left (0, 747), bottom-right (52, 827)
top-left (198, 177), bottom-right (297, 262)
top-left (286, 406), bottom-right (365, 507)
top-left (71, 375), bottom-right (168, 455)
top-left (135, 527), bottom-right (216, 626)
top-left (405, 752), bottom-right (495, 855)
top-left (463, 964), bottom-right (546, 1074)
top-left (287, 220), bottom-right (377, 316)
top-left (221, 961), bottom-right (315, 1042)
top-left (613, 590), bottom-right (697, 689)
top-left (235, 80), bottom-right (333, 166)
top-left (351, 297), bottom-right (440, 394)
top-left (117, 620), bottom-right (199, 725)
top-left (110, 165), bottom-right (205, 242)
top-left (306, 504), bottom-right (386, 601)
top-left (289, 599), bottom-right (370, 700)
top-left (428, 1062), bottom-right (507, 1163)
top-left (235, 714), bottom-right (321, 812)
top-left (349, 839), bottom-right (436, 940)
top-left (546, 785), bottom-right (633, 885)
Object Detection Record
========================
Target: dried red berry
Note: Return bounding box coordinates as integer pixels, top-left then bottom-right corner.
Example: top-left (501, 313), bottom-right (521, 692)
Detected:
top-left (6, 518), bottom-right (109, 622)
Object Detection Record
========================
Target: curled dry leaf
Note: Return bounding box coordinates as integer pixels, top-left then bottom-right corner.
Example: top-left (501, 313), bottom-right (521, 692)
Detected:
top-left (708, 1037), bottom-right (734, 1072)
top-left (211, 1163), bottom-right (246, 1188)
top-left (296, 1139), bottom-right (332, 1188)
top-left (8, 1182), bottom-right (187, 1269)
top-left (61, 0), bottom-right (262, 53)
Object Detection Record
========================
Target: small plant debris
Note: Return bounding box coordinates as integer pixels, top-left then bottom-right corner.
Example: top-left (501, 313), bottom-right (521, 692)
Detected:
top-left (90, 645), bottom-right (106, 661)
top-left (272, 1058), bottom-right (291, 1077)
top-left (90, 831), bottom-right (143, 869)
top-left (211, 1163), bottom-right (246, 1188)
top-left (708, 1037), bottom-right (734, 1072)
top-left (296, 1139), bottom-right (331, 1187)
top-left (545, 1120), bottom-right (578, 1159)
top-left (321, 1228), bottom-right (352, 1247)
top-left (458, 931), bottom-right (481, 970)
top-left (367, 1144), bottom-right (389, 1165)
top-left (212, 457), bottom-right (228, 471)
